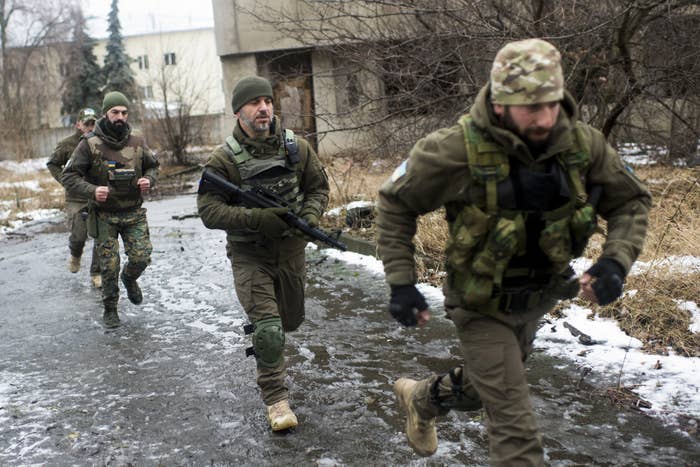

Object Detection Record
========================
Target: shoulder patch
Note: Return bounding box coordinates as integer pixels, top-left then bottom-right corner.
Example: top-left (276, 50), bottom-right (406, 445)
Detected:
top-left (391, 160), bottom-right (408, 182)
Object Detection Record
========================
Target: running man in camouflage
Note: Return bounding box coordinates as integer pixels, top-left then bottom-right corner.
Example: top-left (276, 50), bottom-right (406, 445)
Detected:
top-left (47, 108), bottom-right (101, 288)
top-left (63, 91), bottom-right (159, 328)
top-left (377, 39), bottom-right (651, 465)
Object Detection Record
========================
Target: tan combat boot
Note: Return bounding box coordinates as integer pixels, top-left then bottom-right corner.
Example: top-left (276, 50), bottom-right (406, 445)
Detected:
top-left (68, 255), bottom-right (81, 273)
top-left (394, 378), bottom-right (438, 456)
top-left (266, 399), bottom-right (298, 431)
top-left (103, 303), bottom-right (120, 329)
top-left (91, 274), bottom-right (102, 288)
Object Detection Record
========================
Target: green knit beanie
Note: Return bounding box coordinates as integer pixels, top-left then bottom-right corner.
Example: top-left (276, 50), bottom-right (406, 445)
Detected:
top-left (102, 91), bottom-right (130, 114)
top-left (231, 76), bottom-right (273, 113)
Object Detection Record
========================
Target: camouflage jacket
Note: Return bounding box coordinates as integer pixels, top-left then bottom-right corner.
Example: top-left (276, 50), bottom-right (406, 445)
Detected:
top-left (197, 117), bottom-right (329, 253)
top-left (46, 130), bottom-right (88, 203)
top-left (62, 118), bottom-right (159, 212)
top-left (377, 84), bottom-right (652, 288)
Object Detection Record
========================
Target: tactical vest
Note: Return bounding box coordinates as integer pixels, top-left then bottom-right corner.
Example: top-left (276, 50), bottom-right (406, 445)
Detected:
top-left (224, 129), bottom-right (304, 243)
top-left (446, 115), bottom-right (597, 309)
top-left (86, 134), bottom-right (144, 212)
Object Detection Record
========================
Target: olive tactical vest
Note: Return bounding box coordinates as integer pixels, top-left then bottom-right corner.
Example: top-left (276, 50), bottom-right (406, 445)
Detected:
top-left (85, 133), bottom-right (145, 212)
top-left (224, 129), bottom-right (304, 243)
top-left (446, 115), bottom-right (597, 308)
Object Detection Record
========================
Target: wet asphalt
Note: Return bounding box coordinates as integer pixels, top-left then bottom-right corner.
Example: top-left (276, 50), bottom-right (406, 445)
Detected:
top-left (0, 194), bottom-right (698, 466)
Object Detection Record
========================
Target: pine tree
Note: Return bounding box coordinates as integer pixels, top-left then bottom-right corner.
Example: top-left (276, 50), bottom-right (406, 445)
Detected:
top-left (102, 0), bottom-right (136, 100)
top-left (61, 9), bottom-right (103, 122)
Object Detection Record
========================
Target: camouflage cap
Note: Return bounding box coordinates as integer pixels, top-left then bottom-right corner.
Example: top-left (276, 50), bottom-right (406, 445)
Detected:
top-left (490, 38), bottom-right (564, 105)
top-left (78, 108), bottom-right (97, 123)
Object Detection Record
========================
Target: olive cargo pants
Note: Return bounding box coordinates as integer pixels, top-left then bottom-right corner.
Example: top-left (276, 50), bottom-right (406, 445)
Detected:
top-left (228, 238), bottom-right (307, 406)
top-left (409, 287), bottom-right (567, 467)
top-left (66, 201), bottom-right (100, 274)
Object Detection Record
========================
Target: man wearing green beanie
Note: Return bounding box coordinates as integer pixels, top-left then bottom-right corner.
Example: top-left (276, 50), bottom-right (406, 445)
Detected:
top-left (63, 90), bottom-right (159, 329)
top-left (197, 75), bottom-right (329, 431)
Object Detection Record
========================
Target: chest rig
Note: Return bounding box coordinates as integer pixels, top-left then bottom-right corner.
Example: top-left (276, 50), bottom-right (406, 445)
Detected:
top-left (446, 115), bottom-right (597, 309)
top-left (86, 134), bottom-right (143, 210)
top-left (224, 129), bottom-right (304, 243)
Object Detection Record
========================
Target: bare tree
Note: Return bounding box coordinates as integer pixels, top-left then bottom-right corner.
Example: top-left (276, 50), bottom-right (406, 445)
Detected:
top-left (0, 0), bottom-right (75, 159)
top-left (239, 0), bottom-right (699, 162)
top-left (139, 47), bottom-right (217, 166)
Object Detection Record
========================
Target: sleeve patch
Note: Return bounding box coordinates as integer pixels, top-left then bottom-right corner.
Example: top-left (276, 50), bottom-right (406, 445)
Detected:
top-left (390, 160), bottom-right (408, 182)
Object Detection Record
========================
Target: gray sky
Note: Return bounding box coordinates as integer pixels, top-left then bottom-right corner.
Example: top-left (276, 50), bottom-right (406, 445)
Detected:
top-left (80, 0), bottom-right (214, 38)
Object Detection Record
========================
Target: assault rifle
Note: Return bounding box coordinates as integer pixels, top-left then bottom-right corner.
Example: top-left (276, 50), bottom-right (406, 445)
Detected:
top-left (200, 169), bottom-right (347, 251)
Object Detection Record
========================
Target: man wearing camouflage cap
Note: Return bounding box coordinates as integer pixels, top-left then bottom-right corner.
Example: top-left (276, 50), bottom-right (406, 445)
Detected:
top-left (377, 38), bottom-right (651, 464)
top-left (47, 108), bottom-right (101, 288)
top-left (63, 91), bottom-right (159, 328)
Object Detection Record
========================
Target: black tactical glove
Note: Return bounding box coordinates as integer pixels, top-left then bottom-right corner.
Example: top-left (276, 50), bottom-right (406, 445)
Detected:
top-left (586, 258), bottom-right (626, 306)
top-left (389, 285), bottom-right (428, 327)
top-left (249, 207), bottom-right (289, 239)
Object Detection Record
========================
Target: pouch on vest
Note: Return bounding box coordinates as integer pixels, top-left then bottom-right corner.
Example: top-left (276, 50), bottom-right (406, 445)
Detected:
top-left (87, 205), bottom-right (98, 239)
top-left (108, 168), bottom-right (136, 194)
top-left (463, 274), bottom-right (493, 307)
top-left (446, 205), bottom-right (490, 270)
top-left (539, 217), bottom-right (572, 264)
top-left (465, 215), bottom-right (525, 306)
top-left (570, 204), bottom-right (597, 256)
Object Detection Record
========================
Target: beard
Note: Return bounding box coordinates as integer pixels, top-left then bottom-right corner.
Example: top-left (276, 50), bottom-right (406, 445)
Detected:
top-left (239, 112), bottom-right (271, 135)
top-left (105, 118), bottom-right (128, 139)
top-left (500, 110), bottom-right (552, 154)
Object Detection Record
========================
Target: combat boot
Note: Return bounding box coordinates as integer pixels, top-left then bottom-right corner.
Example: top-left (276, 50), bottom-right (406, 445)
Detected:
top-left (91, 274), bottom-right (102, 288)
top-left (103, 303), bottom-right (120, 328)
top-left (120, 272), bottom-right (142, 304)
top-left (394, 378), bottom-right (438, 456)
top-left (68, 255), bottom-right (81, 273)
top-left (266, 399), bottom-right (298, 431)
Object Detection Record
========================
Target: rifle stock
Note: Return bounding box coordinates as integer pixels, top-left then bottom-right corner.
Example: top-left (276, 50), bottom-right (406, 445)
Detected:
top-left (201, 169), bottom-right (347, 251)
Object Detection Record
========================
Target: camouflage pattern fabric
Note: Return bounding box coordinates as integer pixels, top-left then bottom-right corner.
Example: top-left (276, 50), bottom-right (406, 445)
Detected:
top-left (490, 38), bottom-right (564, 105)
top-left (95, 208), bottom-right (152, 306)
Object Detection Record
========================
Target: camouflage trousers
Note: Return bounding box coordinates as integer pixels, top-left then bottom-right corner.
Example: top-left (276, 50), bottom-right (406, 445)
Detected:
top-left (227, 238), bottom-right (307, 406)
top-left (65, 201), bottom-right (99, 274)
top-left (94, 208), bottom-right (152, 307)
top-left (410, 283), bottom-right (566, 467)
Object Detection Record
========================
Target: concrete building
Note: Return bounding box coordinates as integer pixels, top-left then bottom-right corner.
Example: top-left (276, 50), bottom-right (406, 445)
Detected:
top-left (212, 0), bottom-right (386, 156)
top-left (93, 27), bottom-right (225, 120)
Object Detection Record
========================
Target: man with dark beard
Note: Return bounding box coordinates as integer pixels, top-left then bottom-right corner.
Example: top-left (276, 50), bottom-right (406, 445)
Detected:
top-left (376, 39), bottom-right (651, 464)
top-left (197, 76), bottom-right (329, 431)
top-left (63, 91), bottom-right (159, 328)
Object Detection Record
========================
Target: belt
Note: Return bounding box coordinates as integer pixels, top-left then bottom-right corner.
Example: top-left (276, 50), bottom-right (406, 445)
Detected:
top-left (497, 287), bottom-right (545, 312)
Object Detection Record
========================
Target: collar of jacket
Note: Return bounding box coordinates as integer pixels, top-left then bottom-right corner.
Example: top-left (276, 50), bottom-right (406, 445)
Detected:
top-left (469, 84), bottom-right (580, 165)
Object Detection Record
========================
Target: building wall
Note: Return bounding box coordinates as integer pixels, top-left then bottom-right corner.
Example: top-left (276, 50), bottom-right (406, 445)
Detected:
top-left (212, 0), bottom-right (384, 156)
top-left (93, 28), bottom-right (226, 118)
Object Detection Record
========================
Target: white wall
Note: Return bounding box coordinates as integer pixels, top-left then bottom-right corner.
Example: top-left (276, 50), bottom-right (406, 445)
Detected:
top-left (93, 28), bottom-right (226, 118)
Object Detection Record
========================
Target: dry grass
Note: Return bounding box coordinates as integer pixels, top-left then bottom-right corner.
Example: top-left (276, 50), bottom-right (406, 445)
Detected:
top-left (638, 166), bottom-right (699, 259)
top-left (324, 160), bottom-right (700, 356)
top-left (0, 169), bottom-right (63, 227)
top-left (599, 271), bottom-right (700, 357)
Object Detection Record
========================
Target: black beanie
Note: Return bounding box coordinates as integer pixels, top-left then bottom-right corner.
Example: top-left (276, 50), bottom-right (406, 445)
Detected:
top-left (231, 76), bottom-right (273, 113)
top-left (102, 91), bottom-right (130, 114)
